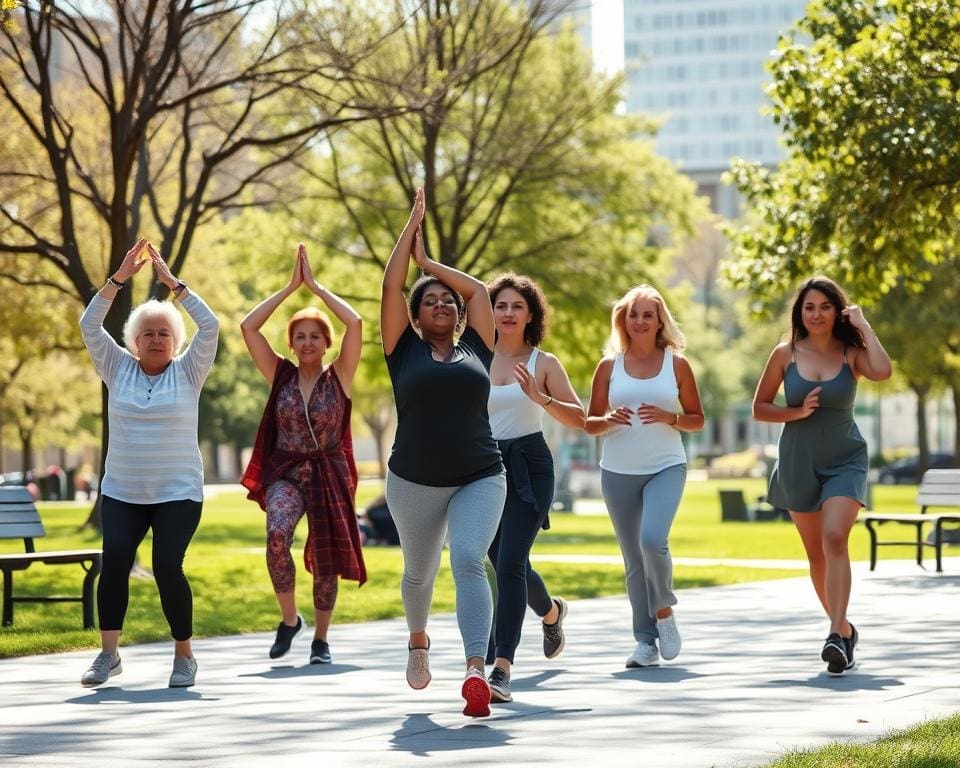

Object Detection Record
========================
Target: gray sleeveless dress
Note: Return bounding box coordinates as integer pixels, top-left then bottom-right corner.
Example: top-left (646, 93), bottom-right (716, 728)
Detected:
top-left (767, 349), bottom-right (868, 512)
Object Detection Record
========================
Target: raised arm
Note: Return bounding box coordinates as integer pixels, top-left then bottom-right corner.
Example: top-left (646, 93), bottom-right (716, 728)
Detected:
top-left (79, 238), bottom-right (150, 383)
top-left (150, 244), bottom-right (219, 387)
top-left (301, 244), bottom-right (362, 395)
top-left (381, 188), bottom-right (424, 355)
top-left (514, 353), bottom-right (585, 430)
top-left (412, 228), bottom-right (495, 350)
top-left (240, 250), bottom-right (303, 384)
top-left (844, 306), bottom-right (893, 381)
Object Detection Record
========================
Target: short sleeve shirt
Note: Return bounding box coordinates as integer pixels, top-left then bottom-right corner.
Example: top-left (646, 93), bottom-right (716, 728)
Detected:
top-left (385, 325), bottom-right (503, 486)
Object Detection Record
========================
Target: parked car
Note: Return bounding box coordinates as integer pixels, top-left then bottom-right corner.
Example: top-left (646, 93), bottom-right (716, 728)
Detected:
top-left (877, 452), bottom-right (956, 485)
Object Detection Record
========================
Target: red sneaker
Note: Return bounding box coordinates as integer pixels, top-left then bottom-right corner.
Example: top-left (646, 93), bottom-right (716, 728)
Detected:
top-left (461, 668), bottom-right (491, 717)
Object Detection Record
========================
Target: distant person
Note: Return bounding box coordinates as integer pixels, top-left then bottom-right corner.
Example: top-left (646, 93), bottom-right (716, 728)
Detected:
top-left (241, 244), bottom-right (366, 665)
top-left (78, 239), bottom-right (219, 689)
top-left (753, 276), bottom-right (891, 675)
top-left (585, 285), bottom-right (704, 668)
top-left (359, 494), bottom-right (400, 546)
top-left (380, 188), bottom-right (506, 718)
top-left (484, 273), bottom-right (585, 704)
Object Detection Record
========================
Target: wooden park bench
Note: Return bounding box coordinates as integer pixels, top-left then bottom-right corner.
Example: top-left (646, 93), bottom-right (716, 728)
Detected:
top-left (862, 468), bottom-right (960, 573)
top-left (0, 486), bottom-right (102, 628)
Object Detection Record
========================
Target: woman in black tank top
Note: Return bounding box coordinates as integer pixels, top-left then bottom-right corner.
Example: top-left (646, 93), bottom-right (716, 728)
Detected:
top-left (753, 276), bottom-right (891, 675)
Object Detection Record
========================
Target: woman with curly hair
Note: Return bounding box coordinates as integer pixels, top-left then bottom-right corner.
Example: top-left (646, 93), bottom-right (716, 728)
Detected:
top-left (484, 273), bottom-right (584, 704)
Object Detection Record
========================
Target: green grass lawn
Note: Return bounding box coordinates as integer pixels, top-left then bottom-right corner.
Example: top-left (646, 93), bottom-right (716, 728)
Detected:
top-left (0, 479), bottom-right (921, 658)
top-left (761, 713), bottom-right (960, 767)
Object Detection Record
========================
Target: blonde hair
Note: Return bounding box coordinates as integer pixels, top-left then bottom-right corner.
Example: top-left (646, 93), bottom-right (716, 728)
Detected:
top-left (287, 306), bottom-right (333, 348)
top-left (605, 284), bottom-right (686, 355)
top-left (123, 299), bottom-right (186, 355)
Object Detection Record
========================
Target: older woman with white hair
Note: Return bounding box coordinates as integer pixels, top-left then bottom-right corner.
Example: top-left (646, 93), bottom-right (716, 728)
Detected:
top-left (78, 238), bottom-right (219, 689)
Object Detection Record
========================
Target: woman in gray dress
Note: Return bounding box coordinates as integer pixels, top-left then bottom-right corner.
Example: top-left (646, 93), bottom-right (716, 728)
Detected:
top-left (753, 276), bottom-right (891, 675)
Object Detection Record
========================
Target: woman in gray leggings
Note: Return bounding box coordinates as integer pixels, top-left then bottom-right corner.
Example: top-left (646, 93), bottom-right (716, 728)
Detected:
top-left (585, 285), bottom-right (704, 668)
top-left (381, 188), bottom-right (506, 718)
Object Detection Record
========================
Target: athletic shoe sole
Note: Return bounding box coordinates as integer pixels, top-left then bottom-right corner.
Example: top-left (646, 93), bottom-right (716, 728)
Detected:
top-left (821, 642), bottom-right (848, 675)
top-left (461, 675), bottom-right (492, 717)
top-left (489, 684), bottom-right (512, 703)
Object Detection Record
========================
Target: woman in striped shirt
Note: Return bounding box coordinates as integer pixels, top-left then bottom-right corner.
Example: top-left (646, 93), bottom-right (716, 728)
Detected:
top-left (78, 238), bottom-right (219, 690)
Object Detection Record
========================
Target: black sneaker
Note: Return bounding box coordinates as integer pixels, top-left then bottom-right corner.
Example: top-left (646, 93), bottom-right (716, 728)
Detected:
top-left (821, 632), bottom-right (848, 675)
top-left (269, 614), bottom-right (304, 659)
top-left (844, 623), bottom-right (858, 671)
top-left (542, 597), bottom-right (568, 659)
top-left (488, 666), bottom-right (512, 703)
top-left (309, 638), bottom-right (331, 664)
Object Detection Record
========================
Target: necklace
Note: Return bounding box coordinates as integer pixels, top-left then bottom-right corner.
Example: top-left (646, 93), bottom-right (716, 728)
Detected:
top-left (139, 367), bottom-right (163, 401)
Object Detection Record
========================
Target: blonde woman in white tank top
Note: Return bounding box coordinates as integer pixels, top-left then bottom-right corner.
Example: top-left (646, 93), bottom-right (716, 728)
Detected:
top-left (586, 285), bottom-right (704, 669)
top-left (484, 274), bottom-right (585, 704)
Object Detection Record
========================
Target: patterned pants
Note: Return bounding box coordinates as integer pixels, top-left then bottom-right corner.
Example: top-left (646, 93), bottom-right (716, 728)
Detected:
top-left (265, 480), bottom-right (338, 611)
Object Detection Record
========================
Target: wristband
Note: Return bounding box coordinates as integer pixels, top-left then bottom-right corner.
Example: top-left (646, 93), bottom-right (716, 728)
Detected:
top-left (172, 280), bottom-right (187, 297)
top-left (107, 276), bottom-right (125, 290)
top-left (542, 396), bottom-right (553, 408)
top-left (673, 412), bottom-right (680, 426)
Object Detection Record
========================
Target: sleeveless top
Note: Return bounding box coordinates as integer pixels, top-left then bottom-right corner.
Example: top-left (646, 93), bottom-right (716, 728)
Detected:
top-left (766, 346), bottom-right (868, 512)
top-left (782, 347), bottom-right (857, 414)
top-left (599, 349), bottom-right (686, 475)
top-left (488, 348), bottom-right (544, 440)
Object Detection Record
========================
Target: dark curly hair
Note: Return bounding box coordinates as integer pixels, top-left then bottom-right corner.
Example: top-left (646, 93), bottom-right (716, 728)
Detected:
top-left (790, 275), bottom-right (865, 349)
top-left (487, 273), bottom-right (550, 347)
top-left (408, 275), bottom-right (466, 334)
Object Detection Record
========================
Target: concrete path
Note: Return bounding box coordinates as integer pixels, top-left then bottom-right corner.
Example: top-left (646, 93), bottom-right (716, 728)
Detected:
top-left (2, 564), bottom-right (958, 768)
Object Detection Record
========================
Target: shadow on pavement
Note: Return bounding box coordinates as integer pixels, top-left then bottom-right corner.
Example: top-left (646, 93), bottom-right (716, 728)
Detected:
top-left (612, 667), bottom-right (711, 683)
top-left (65, 686), bottom-right (212, 705)
top-left (238, 663), bottom-right (362, 679)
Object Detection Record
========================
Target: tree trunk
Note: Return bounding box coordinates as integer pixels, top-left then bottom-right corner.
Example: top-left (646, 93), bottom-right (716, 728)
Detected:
top-left (912, 382), bottom-right (930, 483)
top-left (952, 381), bottom-right (960, 465)
top-left (361, 409), bottom-right (391, 479)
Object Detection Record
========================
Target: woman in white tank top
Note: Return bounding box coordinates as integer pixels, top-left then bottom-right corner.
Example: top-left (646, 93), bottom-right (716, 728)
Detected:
top-left (484, 274), bottom-right (585, 704)
top-left (586, 284), bottom-right (704, 669)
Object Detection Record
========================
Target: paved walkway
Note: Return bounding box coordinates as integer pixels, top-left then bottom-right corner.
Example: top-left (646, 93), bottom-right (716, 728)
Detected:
top-left (2, 563), bottom-right (958, 767)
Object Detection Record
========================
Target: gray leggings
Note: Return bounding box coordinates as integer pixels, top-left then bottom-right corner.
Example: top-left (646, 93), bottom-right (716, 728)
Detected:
top-left (385, 470), bottom-right (506, 660)
top-left (601, 464), bottom-right (687, 644)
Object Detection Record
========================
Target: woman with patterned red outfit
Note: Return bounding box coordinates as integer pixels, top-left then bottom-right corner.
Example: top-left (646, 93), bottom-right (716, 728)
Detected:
top-left (241, 244), bottom-right (366, 665)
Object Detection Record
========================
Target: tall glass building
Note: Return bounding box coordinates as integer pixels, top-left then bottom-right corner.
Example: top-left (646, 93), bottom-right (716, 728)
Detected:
top-left (589, 1), bottom-right (810, 215)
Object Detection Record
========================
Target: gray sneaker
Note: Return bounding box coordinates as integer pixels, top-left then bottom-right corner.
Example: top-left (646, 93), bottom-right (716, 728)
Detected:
top-left (488, 666), bottom-right (512, 703)
top-left (542, 597), bottom-right (568, 659)
top-left (168, 656), bottom-right (198, 688)
top-left (80, 651), bottom-right (122, 687)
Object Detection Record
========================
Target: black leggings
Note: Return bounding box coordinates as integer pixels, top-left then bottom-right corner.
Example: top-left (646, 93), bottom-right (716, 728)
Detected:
top-left (487, 435), bottom-right (555, 663)
top-left (99, 495), bottom-right (202, 641)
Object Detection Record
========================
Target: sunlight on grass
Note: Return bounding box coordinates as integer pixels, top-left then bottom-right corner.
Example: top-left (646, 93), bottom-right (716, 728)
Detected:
top-left (763, 714), bottom-right (960, 767)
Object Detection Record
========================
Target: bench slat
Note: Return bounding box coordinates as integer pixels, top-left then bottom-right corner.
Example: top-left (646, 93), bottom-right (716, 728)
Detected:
top-left (0, 510), bottom-right (45, 524)
top-left (0, 487), bottom-right (34, 503)
top-left (0, 550), bottom-right (101, 566)
top-left (0, 523), bottom-right (45, 538)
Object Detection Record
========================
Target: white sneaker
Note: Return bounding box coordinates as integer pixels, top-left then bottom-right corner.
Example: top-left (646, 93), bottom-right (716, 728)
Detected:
top-left (626, 642), bottom-right (659, 668)
top-left (80, 651), bottom-right (122, 687)
top-left (657, 614), bottom-right (682, 660)
top-left (168, 656), bottom-right (197, 688)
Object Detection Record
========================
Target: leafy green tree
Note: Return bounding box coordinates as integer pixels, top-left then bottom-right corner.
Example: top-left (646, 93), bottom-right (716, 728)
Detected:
top-left (726, 0), bottom-right (960, 300)
top-left (0, 1), bottom-right (406, 519)
top-left (295, 4), bottom-right (703, 384)
top-left (725, 0), bottom-right (960, 462)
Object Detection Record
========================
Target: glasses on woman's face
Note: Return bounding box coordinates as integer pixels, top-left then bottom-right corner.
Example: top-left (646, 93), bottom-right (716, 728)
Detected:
top-left (421, 296), bottom-right (457, 308)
